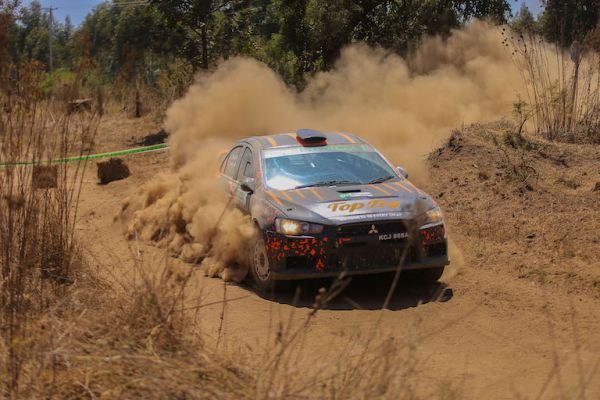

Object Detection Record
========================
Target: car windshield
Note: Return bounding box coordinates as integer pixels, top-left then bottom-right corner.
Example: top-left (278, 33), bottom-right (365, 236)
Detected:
top-left (262, 144), bottom-right (398, 190)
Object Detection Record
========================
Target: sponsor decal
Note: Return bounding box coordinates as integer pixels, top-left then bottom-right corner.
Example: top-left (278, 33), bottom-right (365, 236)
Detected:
top-left (330, 211), bottom-right (409, 222)
top-left (368, 224), bottom-right (378, 234)
top-left (328, 199), bottom-right (402, 213)
top-left (338, 192), bottom-right (373, 199)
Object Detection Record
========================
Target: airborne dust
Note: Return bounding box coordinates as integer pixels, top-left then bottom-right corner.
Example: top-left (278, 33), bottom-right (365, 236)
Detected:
top-left (122, 21), bottom-right (522, 281)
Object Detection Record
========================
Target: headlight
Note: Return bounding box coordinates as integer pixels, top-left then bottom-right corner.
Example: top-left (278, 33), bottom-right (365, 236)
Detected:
top-left (276, 218), bottom-right (324, 235)
top-left (417, 207), bottom-right (444, 228)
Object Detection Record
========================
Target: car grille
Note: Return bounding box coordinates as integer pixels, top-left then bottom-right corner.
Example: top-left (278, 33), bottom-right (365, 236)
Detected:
top-left (337, 220), bottom-right (408, 236)
top-left (333, 245), bottom-right (417, 271)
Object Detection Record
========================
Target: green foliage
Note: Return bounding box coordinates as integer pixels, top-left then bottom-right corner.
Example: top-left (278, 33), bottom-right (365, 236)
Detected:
top-left (11, 1), bottom-right (73, 71)
top-left (148, 0), bottom-right (255, 70)
top-left (511, 3), bottom-right (539, 34)
top-left (9, 0), bottom-right (516, 88)
top-left (72, 1), bottom-right (183, 82)
top-left (538, 0), bottom-right (600, 46)
top-left (39, 67), bottom-right (75, 93)
top-left (262, 0), bottom-right (511, 86)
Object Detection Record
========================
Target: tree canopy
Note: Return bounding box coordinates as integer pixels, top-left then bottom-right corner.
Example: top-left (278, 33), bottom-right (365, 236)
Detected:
top-left (7, 0), bottom-right (599, 88)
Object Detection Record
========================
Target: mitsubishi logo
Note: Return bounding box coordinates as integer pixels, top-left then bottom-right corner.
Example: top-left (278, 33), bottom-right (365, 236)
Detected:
top-left (368, 224), bottom-right (378, 234)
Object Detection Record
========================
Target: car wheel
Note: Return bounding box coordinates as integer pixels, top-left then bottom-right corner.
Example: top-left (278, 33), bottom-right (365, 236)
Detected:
top-left (250, 235), bottom-right (291, 293)
top-left (250, 235), bottom-right (276, 291)
top-left (406, 266), bottom-right (445, 283)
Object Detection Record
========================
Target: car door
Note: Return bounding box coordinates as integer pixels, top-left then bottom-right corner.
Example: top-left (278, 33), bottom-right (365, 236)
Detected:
top-left (220, 145), bottom-right (243, 195)
top-left (233, 146), bottom-right (255, 213)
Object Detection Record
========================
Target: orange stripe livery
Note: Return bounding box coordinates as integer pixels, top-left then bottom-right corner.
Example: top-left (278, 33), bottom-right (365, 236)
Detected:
top-left (265, 136), bottom-right (277, 147)
top-left (393, 181), bottom-right (413, 193)
top-left (403, 179), bottom-right (425, 195)
top-left (381, 183), bottom-right (398, 194)
top-left (292, 189), bottom-right (305, 199)
top-left (336, 132), bottom-right (356, 144)
top-left (279, 190), bottom-right (293, 202)
top-left (267, 191), bottom-right (283, 206)
top-left (369, 184), bottom-right (391, 196)
top-left (309, 188), bottom-right (323, 201)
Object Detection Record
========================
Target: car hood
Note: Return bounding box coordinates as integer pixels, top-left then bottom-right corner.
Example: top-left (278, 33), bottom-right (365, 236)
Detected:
top-left (266, 180), bottom-right (436, 225)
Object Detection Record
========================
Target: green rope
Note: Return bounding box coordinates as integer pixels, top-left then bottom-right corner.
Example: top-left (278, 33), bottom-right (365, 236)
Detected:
top-left (0, 143), bottom-right (169, 168)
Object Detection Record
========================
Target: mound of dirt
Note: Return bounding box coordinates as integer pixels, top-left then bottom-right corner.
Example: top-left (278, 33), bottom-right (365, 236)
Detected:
top-left (97, 158), bottom-right (130, 184)
top-left (427, 122), bottom-right (600, 297)
top-left (131, 129), bottom-right (169, 147)
top-left (32, 165), bottom-right (58, 189)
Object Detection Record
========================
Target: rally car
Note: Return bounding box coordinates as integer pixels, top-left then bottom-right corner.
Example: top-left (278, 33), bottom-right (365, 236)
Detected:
top-left (219, 129), bottom-right (449, 290)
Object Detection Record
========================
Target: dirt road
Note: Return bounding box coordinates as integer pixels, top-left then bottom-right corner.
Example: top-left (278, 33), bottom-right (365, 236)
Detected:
top-left (76, 131), bottom-right (600, 399)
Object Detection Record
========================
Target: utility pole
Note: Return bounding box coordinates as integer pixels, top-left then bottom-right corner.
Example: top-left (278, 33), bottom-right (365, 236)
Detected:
top-left (42, 7), bottom-right (58, 73)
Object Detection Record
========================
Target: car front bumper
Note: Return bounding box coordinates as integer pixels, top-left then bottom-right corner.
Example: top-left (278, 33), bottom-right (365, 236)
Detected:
top-left (264, 222), bottom-right (449, 280)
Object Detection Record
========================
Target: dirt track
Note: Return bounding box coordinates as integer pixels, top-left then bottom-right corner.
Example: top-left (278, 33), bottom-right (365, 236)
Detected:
top-left (77, 120), bottom-right (600, 399)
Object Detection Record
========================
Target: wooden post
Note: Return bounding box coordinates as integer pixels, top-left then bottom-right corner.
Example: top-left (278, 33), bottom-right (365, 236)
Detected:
top-left (135, 89), bottom-right (141, 118)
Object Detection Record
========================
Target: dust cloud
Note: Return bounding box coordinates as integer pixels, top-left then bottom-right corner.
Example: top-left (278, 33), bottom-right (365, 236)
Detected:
top-left (122, 21), bottom-right (522, 280)
top-left (121, 140), bottom-right (256, 282)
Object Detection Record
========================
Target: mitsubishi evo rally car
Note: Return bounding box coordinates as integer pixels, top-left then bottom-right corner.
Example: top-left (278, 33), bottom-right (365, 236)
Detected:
top-left (219, 129), bottom-right (449, 290)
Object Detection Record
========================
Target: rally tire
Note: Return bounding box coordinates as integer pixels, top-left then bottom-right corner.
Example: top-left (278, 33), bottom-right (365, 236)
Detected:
top-left (250, 235), bottom-right (291, 293)
top-left (250, 235), bottom-right (276, 292)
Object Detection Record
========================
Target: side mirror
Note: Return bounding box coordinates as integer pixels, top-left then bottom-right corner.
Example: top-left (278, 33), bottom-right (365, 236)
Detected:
top-left (240, 177), bottom-right (256, 193)
top-left (396, 166), bottom-right (409, 179)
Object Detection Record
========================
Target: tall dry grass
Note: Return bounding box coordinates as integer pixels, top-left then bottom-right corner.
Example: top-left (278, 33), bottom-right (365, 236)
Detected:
top-left (507, 24), bottom-right (600, 144)
top-left (0, 7), bottom-right (102, 394)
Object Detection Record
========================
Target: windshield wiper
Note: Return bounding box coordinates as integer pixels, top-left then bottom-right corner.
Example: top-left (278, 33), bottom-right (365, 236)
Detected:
top-left (368, 175), bottom-right (395, 184)
top-left (295, 180), bottom-right (360, 189)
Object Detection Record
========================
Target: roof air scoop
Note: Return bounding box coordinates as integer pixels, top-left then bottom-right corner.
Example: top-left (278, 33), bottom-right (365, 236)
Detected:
top-left (296, 129), bottom-right (327, 146)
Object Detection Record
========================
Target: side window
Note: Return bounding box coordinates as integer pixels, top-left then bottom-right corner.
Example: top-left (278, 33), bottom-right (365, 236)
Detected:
top-left (223, 146), bottom-right (243, 178)
top-left (237, 147), bottom-right (255, 180)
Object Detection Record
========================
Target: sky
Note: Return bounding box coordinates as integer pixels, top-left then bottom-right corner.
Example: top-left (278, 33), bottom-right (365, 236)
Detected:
top-left (38, 0), bottom-right (105, 25)
top-left (513, 0), bottom-right (543, 16)
top-left (38, 0), bottom-right (543, 27)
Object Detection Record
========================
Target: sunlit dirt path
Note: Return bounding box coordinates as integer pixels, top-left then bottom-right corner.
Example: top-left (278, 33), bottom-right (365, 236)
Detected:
top-left (76, 150), bottom-right (600, 399)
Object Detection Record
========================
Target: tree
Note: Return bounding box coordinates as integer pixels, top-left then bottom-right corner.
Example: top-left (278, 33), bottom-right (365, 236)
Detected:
top-left (539, 0), bottom-right (600, 46)
top-left (265, 0), bottom-right (511, 86)
top-left (1, 0), bottom-right (20, 88)
top-left (149, 0), bottom-right (249, 70)
top-left (455, 0), bottom-right (511, 23)
top-left (511, 3), bottom-right (537, 34)
top-left (5, 0), bottom-right (515, 87)
top-left (73, 2), bottom-right (184, 83)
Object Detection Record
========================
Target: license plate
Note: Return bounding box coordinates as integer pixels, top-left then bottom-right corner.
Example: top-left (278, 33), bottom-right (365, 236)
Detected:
top-left (378, 232), bottom-right (408, 241)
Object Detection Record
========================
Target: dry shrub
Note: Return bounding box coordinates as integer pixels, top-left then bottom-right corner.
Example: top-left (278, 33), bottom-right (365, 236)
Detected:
top-left (46, 260), bottom-right (251, 399)
top-left (0, 55), bottom-right (101, 396)
top-left (506, 26), bottom-right (600, 144)
top-left (0, 255), bottom-right (253, 399)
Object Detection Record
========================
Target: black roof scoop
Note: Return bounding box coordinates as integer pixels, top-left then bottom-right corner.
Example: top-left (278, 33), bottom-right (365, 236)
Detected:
top-left (296, 129), bottom-right (327, 146)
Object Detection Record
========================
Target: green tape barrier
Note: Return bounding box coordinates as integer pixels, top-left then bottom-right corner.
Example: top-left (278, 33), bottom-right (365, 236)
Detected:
top-left (0, 143), bottom-right (169, 168)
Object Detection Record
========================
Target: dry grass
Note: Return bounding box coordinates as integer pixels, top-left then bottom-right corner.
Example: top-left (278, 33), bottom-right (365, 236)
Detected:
top-left (0, 50), bottom-right (102, 395)
top-left (505, 26), bottom-right (600, 144)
